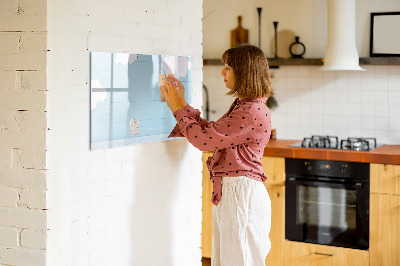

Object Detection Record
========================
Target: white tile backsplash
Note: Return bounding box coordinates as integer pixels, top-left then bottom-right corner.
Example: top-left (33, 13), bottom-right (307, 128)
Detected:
top-left (388, 91), bottom-right (400, 104)
top-left (285, 66), bottom-right (298, 77)
top-left (389, 131), bottom-right (400, 143)
top-left (323, 103), bottom-right (336, 116)
top-left (336, 103), bottom-right (349, 116)
top-left (286, 77), bottom-right (299, 89)
top-left (374, 90), bottom-right (388, 104)
top-left (298, 77), bottom-right (311, 89)
top-left (361, 104), bottom-right (375, 117)
top-left (336, 90), bottom-right (349, 103)
top-left (375, 117), bottom-right (389, 129)
top-left (336, 115), bottom-right (348, 129)
top-left (204, 65), bottom-right (400, 144)
top-left (375, 104), bottom-right (389, 117)
top-left (375, 130), bottom-right (389, 144)
top-left (374, 77), bottom-right (388, 91)
top-left (362, 90), bottom-right (375, 103)
top-left (374, 65), bottom-right (388, 77)
top-left (348, 90), bottom-right (362, 103)
top-left (389, 104), bottom-right (400, 117)
top-left (298, 67), bottom-right (312, 78)
top-left (362, 116), bottom-right (375, 130)
top-left (389, 117), bottom-right (400, 131)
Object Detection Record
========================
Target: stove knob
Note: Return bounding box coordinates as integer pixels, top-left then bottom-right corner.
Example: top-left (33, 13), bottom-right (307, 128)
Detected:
top-left (340, 164), bottom-right (347, 174)
top-left (305, 162), bottom-right (312, 171)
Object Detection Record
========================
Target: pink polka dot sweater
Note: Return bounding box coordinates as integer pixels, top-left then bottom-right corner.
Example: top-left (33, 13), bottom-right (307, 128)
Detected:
top-left (169, 97), bottom-right (272, 206)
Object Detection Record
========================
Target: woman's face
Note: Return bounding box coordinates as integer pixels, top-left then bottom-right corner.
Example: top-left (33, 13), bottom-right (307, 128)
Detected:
top-left (220, 64), bottom-right (235, 89)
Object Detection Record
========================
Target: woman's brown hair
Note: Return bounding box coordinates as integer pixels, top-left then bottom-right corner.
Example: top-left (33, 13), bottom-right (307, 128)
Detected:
top-left (221, 44), bottom-right (273, 99)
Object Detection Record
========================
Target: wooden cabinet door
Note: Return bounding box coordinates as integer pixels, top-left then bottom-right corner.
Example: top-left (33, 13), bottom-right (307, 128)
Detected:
top-left (201, 152), bottom-right (213, 258)
top-left (370, 163), bottom-right (400, 195)
top-left (370, 193), bottom-right (400, 266)
top-left (284, 241), bottom-right (369, 266)
top-left (264, 184), bottom-right (284, 266)
top-left (262, 156), bottom-right (285, 186)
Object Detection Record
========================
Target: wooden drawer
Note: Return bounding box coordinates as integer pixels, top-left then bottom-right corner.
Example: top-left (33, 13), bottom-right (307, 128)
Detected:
top-left (284, 241), bottom-right (369, 266)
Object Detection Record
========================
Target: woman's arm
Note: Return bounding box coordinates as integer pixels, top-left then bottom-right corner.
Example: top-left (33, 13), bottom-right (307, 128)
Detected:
top-left (172, 106), bottom-right (257, 152)
top-left (163, 76), bottom-right (210, 137)
top-left (173, 77), bottom-right (210, 127)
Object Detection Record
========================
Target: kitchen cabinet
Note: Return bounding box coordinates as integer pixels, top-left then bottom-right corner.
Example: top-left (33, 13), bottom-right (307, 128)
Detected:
top-left (284, 241), bottom-right (369, 266)
top-left (261, 156), bottom-right (285, 266)
top-left (202, 156), bottom-right (400, 265)
top-left (370, 163), bottom-right (400, 266)
top-left (201, 154), bottom-right (286, 266)
top-left (370, 193), bottom-right (400, 266)
top-left (264, 184), bottom-right (284, 266)
top-left (261, 156), bottom-right (285, 186)
top-left (370, 163), bottom-right (400, 195)
top-left (201, 152), bottom-right (213, 258)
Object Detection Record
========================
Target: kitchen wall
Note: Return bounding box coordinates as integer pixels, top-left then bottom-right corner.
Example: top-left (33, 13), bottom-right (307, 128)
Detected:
top-left (203, 0), bottom-right (400, 144)
top-left (1, 0), bottom-right (203, 265)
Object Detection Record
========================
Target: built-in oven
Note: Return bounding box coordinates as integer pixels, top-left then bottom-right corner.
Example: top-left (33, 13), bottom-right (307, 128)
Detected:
top-left (285, 158), bottom-right (370, 250)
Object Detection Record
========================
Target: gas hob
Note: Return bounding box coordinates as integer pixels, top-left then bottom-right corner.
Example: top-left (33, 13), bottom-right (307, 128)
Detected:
top-left (289, 135), bottom-right (382, 151)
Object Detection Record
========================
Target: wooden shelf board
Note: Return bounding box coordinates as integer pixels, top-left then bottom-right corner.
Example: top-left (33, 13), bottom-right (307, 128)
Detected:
top-left (203, 58), bottom-right (323, 67)
top-left (204, 57), bottom-right (400, 67)
top-left (359, 57), bottom-right (400, 65)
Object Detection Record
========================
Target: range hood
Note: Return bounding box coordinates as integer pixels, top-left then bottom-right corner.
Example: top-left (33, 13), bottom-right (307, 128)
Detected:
top-left (320, 0), bottom-right (365, 71)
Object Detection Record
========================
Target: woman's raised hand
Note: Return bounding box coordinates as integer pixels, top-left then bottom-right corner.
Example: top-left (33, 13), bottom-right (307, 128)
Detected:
top-left (168, 75), bottom-right (187, 108)
top-left (160, 75), bottom-right (185, 113)
top-left (176, 78), bottom-right (187, 108)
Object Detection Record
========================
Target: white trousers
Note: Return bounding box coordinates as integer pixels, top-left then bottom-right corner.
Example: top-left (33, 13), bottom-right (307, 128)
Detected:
top-left (212, 176), bottom-right (271, 266)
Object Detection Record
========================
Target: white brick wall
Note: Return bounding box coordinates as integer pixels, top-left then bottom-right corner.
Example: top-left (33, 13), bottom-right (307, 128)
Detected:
top-left (47, 1), bottom-right (203, 266)
top-left (0, 227), bottom-right (19, 247)
top-left (2, 0), bottom-right (203, 265)
top-left (21, 229), bottom-right (47, 250)
top-left (0, 187), bottom-right (19, 208)
top-left (0, 0), bottom-right (48, 265)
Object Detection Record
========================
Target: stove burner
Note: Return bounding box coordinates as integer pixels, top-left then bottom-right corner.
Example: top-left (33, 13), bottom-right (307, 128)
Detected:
top-left (340, 137), bottom-right (377, 151)
top-left (301, 135), bottom-right (339, 149)
top-left (295, 136), bottom-right (378, 151)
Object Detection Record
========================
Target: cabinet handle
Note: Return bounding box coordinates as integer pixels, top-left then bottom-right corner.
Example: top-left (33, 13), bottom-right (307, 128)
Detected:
top-left (314, 252), bottom-right (335, 257)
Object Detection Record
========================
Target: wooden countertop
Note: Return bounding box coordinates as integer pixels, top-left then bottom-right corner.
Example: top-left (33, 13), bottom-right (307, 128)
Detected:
top-left (263, 139), bottom-right (400, 165)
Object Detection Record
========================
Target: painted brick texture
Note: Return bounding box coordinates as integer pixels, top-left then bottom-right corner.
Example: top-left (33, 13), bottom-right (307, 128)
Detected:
top-left (0, 0), bottom-right (48, 265)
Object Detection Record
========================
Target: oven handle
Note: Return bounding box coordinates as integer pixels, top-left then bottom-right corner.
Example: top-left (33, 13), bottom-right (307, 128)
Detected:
top-left (314, 252), bottom-right (335, 257)
top-left (286, 177), bottom-right (364, 189)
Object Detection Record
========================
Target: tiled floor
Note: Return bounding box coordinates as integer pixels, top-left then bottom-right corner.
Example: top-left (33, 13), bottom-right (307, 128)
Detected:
top-left (202, 257), bottom-right (211, 266)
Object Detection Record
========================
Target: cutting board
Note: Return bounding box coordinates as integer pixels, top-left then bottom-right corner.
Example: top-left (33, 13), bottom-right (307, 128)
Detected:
top-left (231, 16), bottom-right (249, 48)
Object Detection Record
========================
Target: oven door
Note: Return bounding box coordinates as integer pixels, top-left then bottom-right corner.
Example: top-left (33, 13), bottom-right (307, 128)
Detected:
top-left (285, 177), bottom-right (369, 250)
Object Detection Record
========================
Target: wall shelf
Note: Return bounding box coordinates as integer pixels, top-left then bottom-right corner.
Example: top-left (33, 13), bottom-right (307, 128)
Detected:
top-left (359, 57), bottom-right (400, 65)
top-left (203, 57), bottom-right (400, 67)
top-left (268, 58), bottom-right (323, 67)
top-left (203, 58), bottom-right (323, 67)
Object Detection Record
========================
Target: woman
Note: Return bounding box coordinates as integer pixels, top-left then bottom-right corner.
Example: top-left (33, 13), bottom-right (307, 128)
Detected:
top-left (161, 44), bottom-right (273, 266)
